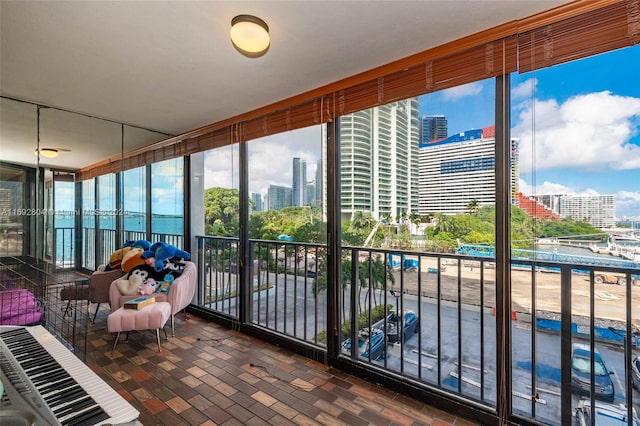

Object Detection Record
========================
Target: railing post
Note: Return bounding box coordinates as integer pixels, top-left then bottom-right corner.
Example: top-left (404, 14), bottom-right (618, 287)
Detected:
top-left (326, 118), bottom-right (341, 361)
top-left (239, 140), bottom-right (251, 324)
top-left (349, 248), bottom-right (358, 358)
top-left (197, 236), bottom-right (204, 304)
top-left (560, 265), bottom-right (572, 426)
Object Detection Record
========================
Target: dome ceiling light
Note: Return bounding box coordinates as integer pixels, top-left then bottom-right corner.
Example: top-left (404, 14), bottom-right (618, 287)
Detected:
top-left (34, 148), bottom-right (60, 158)
top-left (230, 14), bottom-right (270, 58)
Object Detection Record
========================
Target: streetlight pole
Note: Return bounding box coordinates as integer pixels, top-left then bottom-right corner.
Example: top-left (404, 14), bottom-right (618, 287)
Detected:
top-left (390, 290), bottom-right (400, 343)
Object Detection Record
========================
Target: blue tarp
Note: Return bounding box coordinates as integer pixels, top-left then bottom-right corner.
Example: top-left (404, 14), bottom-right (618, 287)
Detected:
top-left (536, 318), bottom-right (638, 347)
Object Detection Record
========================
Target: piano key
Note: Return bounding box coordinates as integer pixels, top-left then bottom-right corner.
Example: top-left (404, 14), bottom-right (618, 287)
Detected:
top-left (63, 405), bottom-right (110, 426)
top-left (54, 394), bottom-right (94, 417)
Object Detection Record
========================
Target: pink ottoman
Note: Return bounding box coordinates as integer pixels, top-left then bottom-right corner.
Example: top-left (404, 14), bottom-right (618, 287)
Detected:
top-left (107, 301), bottom-right (171, 354)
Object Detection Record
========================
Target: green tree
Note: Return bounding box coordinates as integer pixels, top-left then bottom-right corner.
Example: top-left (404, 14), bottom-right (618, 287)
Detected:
top-left (204, 187), bottom-right (240, 237)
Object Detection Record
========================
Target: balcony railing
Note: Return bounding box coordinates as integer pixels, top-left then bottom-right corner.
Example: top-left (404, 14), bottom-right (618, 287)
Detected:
top-left (194, 235), bottom-right (640, 425)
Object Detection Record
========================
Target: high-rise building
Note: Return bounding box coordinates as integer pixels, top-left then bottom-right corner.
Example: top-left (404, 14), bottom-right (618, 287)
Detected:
top-left (305, 182), bottom-right (315, 205)
top-left (250, 192), bottom-right (263, 212)
top-left (340, 98), bottom-right (419, 222)
top-left (292, 157), bottom-right (307, 207)
top-left (420, 115), bottom-right (448, 144)
top-left (530, 193), bottom-right (616, 228)
top-left (418, 126), bottom-right (518, 215)
top-left (267, 185), bottom-right (292, 211)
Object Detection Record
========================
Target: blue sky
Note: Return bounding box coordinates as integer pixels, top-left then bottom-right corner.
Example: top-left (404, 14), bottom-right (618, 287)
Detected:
top-left (419, 44), bottom-right (640, 219)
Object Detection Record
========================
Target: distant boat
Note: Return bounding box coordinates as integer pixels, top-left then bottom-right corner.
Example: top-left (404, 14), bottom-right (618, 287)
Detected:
top-left (613, 234), bottom-right (640, 242)
top-left (537, 237), bottom-right (559, 245)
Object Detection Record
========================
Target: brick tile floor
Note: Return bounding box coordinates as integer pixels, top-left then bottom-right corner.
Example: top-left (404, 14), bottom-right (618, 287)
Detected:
top-left (84, 312), bottom-right (479, 426)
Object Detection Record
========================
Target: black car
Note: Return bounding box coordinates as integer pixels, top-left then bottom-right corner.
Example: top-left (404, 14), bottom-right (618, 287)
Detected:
top-left (571, 343), bottom-right (615, 403)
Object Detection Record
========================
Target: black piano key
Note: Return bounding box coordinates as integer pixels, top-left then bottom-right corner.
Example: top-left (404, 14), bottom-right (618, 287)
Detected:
top-left (46, 384), bottom-right (84, 406)
top-left (62, 405), bottom-right (110, 426)
top-left (54, 395), bottom-right (94, 417)
top-left (23, 359), bottom-right (59, 374)
top-left (38, 376), bottom-right (76, 395)
top-left (23, 364), bottom-right (62, 377)
top-left (32, 369), bottom-right (70, 386)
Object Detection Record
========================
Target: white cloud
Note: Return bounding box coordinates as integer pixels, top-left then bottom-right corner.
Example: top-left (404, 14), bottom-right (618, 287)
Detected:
top-left (518, 178), bottom-right (573, 195)
top-left (204, 126), bottom-right (322, 195)
top-left (441, 82), bottom-right (483, 101)
top-left (511, 78), bottom-right (537, 101)
top-left (518, 178), bottom-right (599, 197)
top-left (203, 145), bottom-right (238, 189)
top-left (514, 90), bottom-right (640, 173)
top-left (616, 190), bottom-right (640, 218)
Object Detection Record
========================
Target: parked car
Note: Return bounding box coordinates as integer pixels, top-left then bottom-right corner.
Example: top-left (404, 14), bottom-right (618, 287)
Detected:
top-left (341, 329), bottom-right (386, 361)
top-left (574, 399), bottom-right (639, 425)
top-left (383, 310), bottom-right (419, 344)
top-left (632, 356), bottom-right (640, 390)
top-left (571, 343), bottom-right (615, 403)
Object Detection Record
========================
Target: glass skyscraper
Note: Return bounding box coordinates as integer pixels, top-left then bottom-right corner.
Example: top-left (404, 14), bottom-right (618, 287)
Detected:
top-left (340, 98), bottom-right (420, 222)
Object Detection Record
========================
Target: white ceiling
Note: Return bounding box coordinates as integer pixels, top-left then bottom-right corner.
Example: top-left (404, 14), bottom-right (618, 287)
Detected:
top-left (0, 0), bottom-right (571, 170)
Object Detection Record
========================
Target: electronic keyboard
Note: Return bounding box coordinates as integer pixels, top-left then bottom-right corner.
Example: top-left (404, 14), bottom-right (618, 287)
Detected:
top-left (0, 325), bottom-right (140, 425)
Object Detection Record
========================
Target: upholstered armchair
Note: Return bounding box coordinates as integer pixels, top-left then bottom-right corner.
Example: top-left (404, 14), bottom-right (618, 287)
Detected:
top-left (109, 260), bottom-right (197, 336)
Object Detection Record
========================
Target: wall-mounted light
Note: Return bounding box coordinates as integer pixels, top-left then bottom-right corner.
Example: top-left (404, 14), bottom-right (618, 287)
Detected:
top-left (34, 148), bottom-right (59, 158)
top-left (230, 14), bottom-right (270, 58)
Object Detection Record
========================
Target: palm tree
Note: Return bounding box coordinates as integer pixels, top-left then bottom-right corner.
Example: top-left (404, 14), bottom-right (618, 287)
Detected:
top-left (434, 213), bottom-right (451, 233)
top-left (466, 199), bottom-right (480, 213)
top-left (358, 254), bottom-right (395, 314)
top-left (408, 211), bottom-right (421, 234)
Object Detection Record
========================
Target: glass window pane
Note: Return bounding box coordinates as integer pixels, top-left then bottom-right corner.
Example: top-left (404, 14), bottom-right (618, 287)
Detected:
top-left (123, 167), bottom-right (146, 242)
top-left (203, 144), bottom-right (240, 238)
top-left (53, 172), bottom-right (75, 268)
top-left (151, 158), bottom-right (184, 248)
top-left (0, 164), bottom-right (29, 256)
top-left (510, 44), bottom-right (640, 424)
top-left (98, 173), bottom-right (117, 261)
top-left (81, 178), bottom-right (96, 269)
top-left (338, 83), bottom-right (497, 405)
top-left (246, 125), bottom-right (327, 343)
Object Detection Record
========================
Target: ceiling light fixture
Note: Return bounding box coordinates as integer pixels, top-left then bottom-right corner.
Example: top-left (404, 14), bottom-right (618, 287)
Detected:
top-left (230, 14), bottom-right (270, 58)
top-left (34, 148), bottom-right (59, 158)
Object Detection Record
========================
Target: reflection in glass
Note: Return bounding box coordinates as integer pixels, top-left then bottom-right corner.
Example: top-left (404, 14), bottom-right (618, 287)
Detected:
top-left (123, 167), bottom-right (146, 242)
top-left (0, 164), bottom-right (29, 256)
top-left (81, 178), bottom-right (96, 270)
